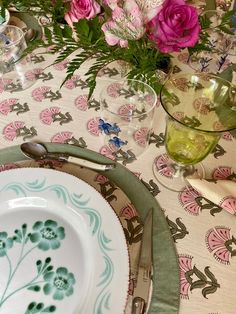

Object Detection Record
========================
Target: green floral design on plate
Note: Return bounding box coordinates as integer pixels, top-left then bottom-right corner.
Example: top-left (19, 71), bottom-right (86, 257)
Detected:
top-left (43, 267), bottom-right (76, 300)
top-left (30, 220), bottom-right (65, 251)
top-left (0, 232), bottom-right (13, 257)
top-left (0, 176), bottom-right (115, 313)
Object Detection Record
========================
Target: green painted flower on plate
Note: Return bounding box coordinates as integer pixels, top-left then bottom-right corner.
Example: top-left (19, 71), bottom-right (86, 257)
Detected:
top-left (30, 220), bottom-right (65, 251)
top-left (0, 232), bottom-right (13, 257)
top-left (43, 267), bottom-right (76, 300)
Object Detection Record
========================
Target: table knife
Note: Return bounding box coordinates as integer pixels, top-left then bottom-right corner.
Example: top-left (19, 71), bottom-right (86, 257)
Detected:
top-left (131, 208), bottom-right (153, 314)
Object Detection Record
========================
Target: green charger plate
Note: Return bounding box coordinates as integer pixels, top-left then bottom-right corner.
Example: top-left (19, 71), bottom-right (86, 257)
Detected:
top-left (0, 143), bottom-right (180, 314)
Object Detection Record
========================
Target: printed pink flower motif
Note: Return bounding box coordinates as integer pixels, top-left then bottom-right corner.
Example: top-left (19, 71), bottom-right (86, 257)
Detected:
top-left (219, 197), bottom-right (236, 215)
top-left (75, 95), bottom-right (88, 111)
top-left (177, 52), bottom-right (190, 64)
top-left (120, 204), bottom-right (137, 219)
top-left (179, 255), bottom-right (193, 299)
top-left (132, 172), bottom-right (141, 179)
top-left (107, 82), bottom-right (122, 97)
top-left (212, 166), bottom-right (234, 180)
top-left (94, 174), bottom-right (109, 184)
top-left (32, 86), bottom-right (51, 102)
top-left (51, 131), bottom-right (73, 143)
top-left (179, 186), bottom-right (202, 215)
top-left (40, 107), bottom-right (61, 125)
top-left (102, 0), bottom-right (146, 47)
top-left (0, 163), bottom-right (20, 172)
top-left (24, 69), bottom-right (37, 81)
top-left (3, 121), bottom-right (25, 141)
top-left (193, 97), bottom-right (212, 115)
top-left (99, 145), bottom-right (116, 160)
top-left (154, 154), bottom-right (173, 178)
top-left (206, 226), bottom-right (232, 264)
top-left (64, 75), bottom-right (80, 89)
top-left (133, 128), bottom-right (148, 147)
top-left (53, 59), bottom-right (69, 70)
top-left (172, 77), bottom-right (189, 92)
top-left (87, 117), bottom-right (101, 136)
top-left (213, 121), bottom-right (224, 131)
top-left (118, 103), bottom-right (136, 120)
top-left (0, 98), bottom-right (18, 115)
top-left (172, 111), bottom-right (184, 121)
top-left (0, 79), bottom-right (12, 92)
top-left (65, 0), bottom-right (101, 27)
top-left (147, 0), bottom-right (200, 53)
top-left (222, 131), bottom-right (234, 141)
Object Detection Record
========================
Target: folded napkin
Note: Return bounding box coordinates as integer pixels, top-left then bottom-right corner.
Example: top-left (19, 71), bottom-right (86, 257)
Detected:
top-left (187, 178), bottom-right (236, 215)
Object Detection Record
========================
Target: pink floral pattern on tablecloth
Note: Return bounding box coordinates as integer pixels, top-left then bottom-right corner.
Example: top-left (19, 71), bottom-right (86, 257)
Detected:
top-left (133, 128), bottom-right (148, 147)
top-left (51, 131), bottom-right (74, 143)
top-left (53, 59), bottom-right (69, 70)
top-left (40, 107), bottom-right (61, 125)
top-left (219, 197), bottom-right (236, 215)
top-left (154, 154), bottom-right (173, 178)
top-left (64, 75), bottom-right (81, 89)
top-left (99, 145), bottom-right (116, 160)
top-left (179, 186), bottom-right (202, 215)
top-left (206, 226), bottom-right (234, 264)
top-left (87, 117), bottom-right (101, 136)
top-left (74, 95), bottom-right (88, 111)
top-left (107, 82), bottom-right (122, 97)
top-left (212, 166), bottom-right (234, 180)
top-left (32, 86), bottom-right (51, 102)
top-left (3, 121), bottom-right (25, 141)
top-left (0, 99), bottom-right (18, 115)
top-left (179, 255), bottom-right (193, 299)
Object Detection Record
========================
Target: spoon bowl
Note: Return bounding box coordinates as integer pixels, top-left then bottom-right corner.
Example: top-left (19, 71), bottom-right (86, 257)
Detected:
top-left (20, 142), bottom-right (48, 160)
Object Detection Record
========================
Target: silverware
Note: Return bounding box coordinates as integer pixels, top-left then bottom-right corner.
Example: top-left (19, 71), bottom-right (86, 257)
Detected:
top-left (20, 142), bottom-right (115, 171)
top-left (131, 208), bottom-right (153, 314)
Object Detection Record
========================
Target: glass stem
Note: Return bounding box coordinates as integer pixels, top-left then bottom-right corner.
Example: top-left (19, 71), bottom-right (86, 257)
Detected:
top-left (170, 163), bottom-right (196, 178)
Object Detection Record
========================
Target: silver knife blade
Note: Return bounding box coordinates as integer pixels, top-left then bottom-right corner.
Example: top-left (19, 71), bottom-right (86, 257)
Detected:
top-left (131, 208), bottom-right (153, 314)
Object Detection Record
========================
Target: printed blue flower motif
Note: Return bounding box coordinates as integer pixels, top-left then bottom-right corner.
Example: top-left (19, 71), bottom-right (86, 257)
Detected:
top-left (0, 232), bottom-right (13, 257)
top-left (43, 267), bottom-right (76, 300)
top-left (109, 136), bottom-right (128, 149)
top-left (98, 119), bottom-right (121, 135)
top-left (30, 220), bottom-right (65, 251)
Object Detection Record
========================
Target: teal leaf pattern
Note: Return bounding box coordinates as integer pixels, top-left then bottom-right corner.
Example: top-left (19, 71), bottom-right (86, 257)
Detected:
top-left (0, 177), bottom-right (114, 313)
top-left (25, 302), bottom-right (56, 313)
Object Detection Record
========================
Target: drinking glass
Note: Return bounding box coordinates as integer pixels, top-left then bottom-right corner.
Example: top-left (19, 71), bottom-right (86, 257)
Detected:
top-left (0, 25), bottom-right (36, 92)
top-left (153, 73), bottom-right (236, 191)
top-left (99, 79), bottom-right (157, 159)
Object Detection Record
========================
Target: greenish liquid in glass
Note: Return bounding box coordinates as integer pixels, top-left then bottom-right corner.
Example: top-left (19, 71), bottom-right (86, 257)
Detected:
top-left (166, 120), bottom-right (220, 165)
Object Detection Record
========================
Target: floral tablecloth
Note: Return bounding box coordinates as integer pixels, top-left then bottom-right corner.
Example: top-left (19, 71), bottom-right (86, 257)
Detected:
top-left (1, 16), bottom-right (236, 314)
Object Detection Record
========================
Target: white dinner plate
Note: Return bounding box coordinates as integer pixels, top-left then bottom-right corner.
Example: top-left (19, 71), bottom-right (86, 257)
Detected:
top-left (0, 168), bottom-right (129, 314)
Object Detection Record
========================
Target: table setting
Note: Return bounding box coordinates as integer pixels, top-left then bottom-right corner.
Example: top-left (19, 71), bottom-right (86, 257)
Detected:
top-left (0, 0), bottom-right (236, 314)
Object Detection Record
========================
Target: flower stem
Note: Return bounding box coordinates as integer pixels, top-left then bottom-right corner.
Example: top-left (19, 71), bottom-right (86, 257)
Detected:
top-left (0, 254), bottom-right (12, 304)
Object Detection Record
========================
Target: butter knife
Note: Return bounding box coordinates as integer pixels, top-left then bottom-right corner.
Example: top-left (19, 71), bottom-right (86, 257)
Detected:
top-left (131, 208), bottom-right (153, 314)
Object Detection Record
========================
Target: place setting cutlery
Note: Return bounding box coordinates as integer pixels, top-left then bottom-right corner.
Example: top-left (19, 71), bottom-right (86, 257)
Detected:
top-left (131, 208), bottom-right (153, 314)
top-left (20, 142), bottom-right (116, 171)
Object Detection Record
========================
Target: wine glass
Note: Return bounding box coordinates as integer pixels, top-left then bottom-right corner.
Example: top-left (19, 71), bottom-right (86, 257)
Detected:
top-left (153, 73), bottom-right (236, 192)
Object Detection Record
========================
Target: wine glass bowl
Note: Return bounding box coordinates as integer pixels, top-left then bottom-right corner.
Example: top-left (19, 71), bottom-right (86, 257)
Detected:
top-left (153, 73), bottom-right (236, 191)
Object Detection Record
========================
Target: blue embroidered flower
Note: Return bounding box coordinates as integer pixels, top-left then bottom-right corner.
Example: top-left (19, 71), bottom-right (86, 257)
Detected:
top-left (30, 220), bottom-right (65, 251)
top-left (0, 232), bottom-right (13, 257)
top-left (109, 136), bottom-right (127, 148)
top-left (43, 267), bottom-right (76, 300)
top-left (98, 119), bottom-right (121, 135)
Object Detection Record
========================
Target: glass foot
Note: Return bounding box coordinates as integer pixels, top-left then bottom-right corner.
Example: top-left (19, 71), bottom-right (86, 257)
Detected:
top-left (153, 152), bottom-right (205, 192)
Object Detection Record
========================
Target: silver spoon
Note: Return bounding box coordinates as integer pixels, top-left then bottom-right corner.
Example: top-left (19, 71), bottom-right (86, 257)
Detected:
top-left (20, 142), bottom-right (115, 171)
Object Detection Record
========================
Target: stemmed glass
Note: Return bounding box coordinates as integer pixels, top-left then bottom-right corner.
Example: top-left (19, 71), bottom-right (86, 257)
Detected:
top-left (153, 73), bottom-right (236, 192)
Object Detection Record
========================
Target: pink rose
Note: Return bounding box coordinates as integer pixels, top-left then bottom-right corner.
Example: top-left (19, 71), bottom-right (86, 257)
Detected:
top-left (65, 0), bottom-right (101, 26)
top-left (147, 0), bottom-right (200, 53)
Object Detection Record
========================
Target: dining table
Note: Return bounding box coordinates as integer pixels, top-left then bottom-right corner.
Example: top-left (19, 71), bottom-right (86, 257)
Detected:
top-left (0, 1), bottom-right (236, 314)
